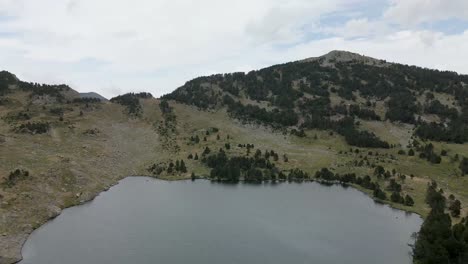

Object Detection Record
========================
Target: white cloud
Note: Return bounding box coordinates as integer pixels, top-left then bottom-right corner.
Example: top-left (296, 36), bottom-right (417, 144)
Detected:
top-left (323, 18), bottom-right (391, 39)
top-left (0, 0), bottom-right (467, 98)
top-left (384, 0), bottom-right (468, 26)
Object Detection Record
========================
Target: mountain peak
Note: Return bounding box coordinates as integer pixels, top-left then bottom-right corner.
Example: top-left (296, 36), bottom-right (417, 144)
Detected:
top-left (301, 50), bottom-right (387, 67)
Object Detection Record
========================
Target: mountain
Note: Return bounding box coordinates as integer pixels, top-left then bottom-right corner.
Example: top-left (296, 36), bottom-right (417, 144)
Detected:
top-left (165, 50), bottom-right (468, 144)
top-left (1, 51), bottom-right (468, 263)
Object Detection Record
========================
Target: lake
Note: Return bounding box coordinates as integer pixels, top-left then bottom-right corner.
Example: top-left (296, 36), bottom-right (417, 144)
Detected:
top-left (20, 177), bottom-right (422, 264)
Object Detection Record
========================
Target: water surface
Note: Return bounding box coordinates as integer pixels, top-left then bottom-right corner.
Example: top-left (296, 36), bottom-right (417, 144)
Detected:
top-left (20, 177), bottom-right (422, 264)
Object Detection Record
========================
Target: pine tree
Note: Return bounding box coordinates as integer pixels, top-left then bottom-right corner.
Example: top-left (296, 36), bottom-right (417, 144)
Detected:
top-left (191, 172), bottom-right (196, 181)
top-left (180, 160), bottom-right (187, 173)
top-left (449, 199), bottom-right (461, 217)
top-left (460, 157), bottom-right (468, 176)
top-left (404, 195), bottom-right (414, 206)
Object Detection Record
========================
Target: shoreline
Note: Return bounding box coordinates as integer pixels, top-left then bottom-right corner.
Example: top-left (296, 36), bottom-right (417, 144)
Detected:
top-left (4, 176), bottom-right (127, 264)
top-left (8, 175), bottom-right (424, 264)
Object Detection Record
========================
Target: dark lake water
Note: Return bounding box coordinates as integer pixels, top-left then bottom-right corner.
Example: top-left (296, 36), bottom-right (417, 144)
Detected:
top-left (20, 177), bottom-right (422, 264)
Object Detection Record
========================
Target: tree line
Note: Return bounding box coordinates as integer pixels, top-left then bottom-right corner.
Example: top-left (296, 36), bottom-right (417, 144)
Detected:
top-left (302, 116), bottom-right (390, 148)
top-left (110, 92), bottom-right (152, 116)
top-left (413, 181), bottom-right (468, 263)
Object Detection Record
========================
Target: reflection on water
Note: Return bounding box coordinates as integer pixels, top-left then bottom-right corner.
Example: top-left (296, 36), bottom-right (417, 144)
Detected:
top-left (20, 177), bottom-right (422, 264)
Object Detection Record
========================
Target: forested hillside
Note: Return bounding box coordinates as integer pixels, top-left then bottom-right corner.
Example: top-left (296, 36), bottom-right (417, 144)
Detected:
top-left (165, 51), bottom-right (468, 146)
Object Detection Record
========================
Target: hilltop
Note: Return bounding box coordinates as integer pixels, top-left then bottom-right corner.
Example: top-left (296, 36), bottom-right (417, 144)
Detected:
top-left (1, 51), bottom-right (468, 263)
top-left (79, 92), bottom-right (108, 101)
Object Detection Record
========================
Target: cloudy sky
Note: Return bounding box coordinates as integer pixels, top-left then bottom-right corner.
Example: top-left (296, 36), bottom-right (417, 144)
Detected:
top-left (0, 0), bottom-right (468, 98)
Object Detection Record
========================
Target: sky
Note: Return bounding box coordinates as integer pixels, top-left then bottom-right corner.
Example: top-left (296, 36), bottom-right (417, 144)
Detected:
top-left (0, 0), bottom-right (468, 98)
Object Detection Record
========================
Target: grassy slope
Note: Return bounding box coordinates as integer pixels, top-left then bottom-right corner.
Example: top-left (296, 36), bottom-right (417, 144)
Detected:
top-left (0, 95), bottom-right (161, 263)
top-left (1, 95), bottom-right (468, 262)
top-left (163, 101), bottom-right (468, 220)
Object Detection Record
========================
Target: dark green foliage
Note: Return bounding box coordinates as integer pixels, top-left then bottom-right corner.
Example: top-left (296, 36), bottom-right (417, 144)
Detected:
top-left (49, 107), bottom-right (64, 116)
top-left (449, 200), bottom-right (462, 218)
top-left (159, 100), bottom-right (172, 114)
top-left (373, 187), bottom-right (387, 200)
top-left (303, 116), bottom-right (389, 148)
top-left (416, 121), bottom-right (468, 143)
top-left (349, 105), bottom-right (380, 120)
top-left (341, 126), bottom-right (390, 149)
top-left (374, 165), bottom-right (385, 177)
top-left (15, 122), bottom-right (50, 134)
top-left (4, 111), bottom-right (31, 123)
top-left (460, 158), bottom-right (468, 176)
top-left (203, 149), bottom-right (278, 183)
top-left (110, 92), bottom-right (151, 116)
top-left (110, 93), bottom-right (141, 115)
top-left (72, 97), bottom-right (101, 104)
top-left (162, 77), bottom-right (221, 109)
top-left (3, 169), bottom-right (29, 188)
top-left (287, 168), bottom-right (309, 182)
top-left (417, 143), bottom-right (442, 164)
top-left (425, 182), bottom-right (446, 211)
top-left (0, 82), bottom-right (9, 96)
top-left (404, 195), bottom-right (415, 206)
top-left (202, 147), bottom-right (211, 156)
top-left (175, 160), bottom-right (187, 173)
top-left (390, 192), bottom-right (405, 204)
top-left (314, 168), bottom-right (381, 194)
top-left (413, 182), bottom-right (468, 264)
top-left (147, 162), bottom-right (167, 176)
top-left (290, 129), bottom-right (306, 137)
top-left (425, 100), bottom-right (458, 120)
top-left (20, 82), bottom-right (69, 99)
top-left (299, 81), bottom-right (329, 97)
top-left (0, 71), bottom-right (18, 96)
top-left (133, 92), bottom-right (153, 99)
top-left (298, 97), bottom-right (331, 117)
top-left (315, 168), bottom-right (336, 181)
top-left (190, 135), bottom-right (200, 144)
top-left (227, 102), bottom-right (299, 127)
top-left (387, 179), bottom-right (402, 192)
top-left (385, 92), bottom-right (418, 124)
top-left (148, 159), bottom-right (187, 175)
